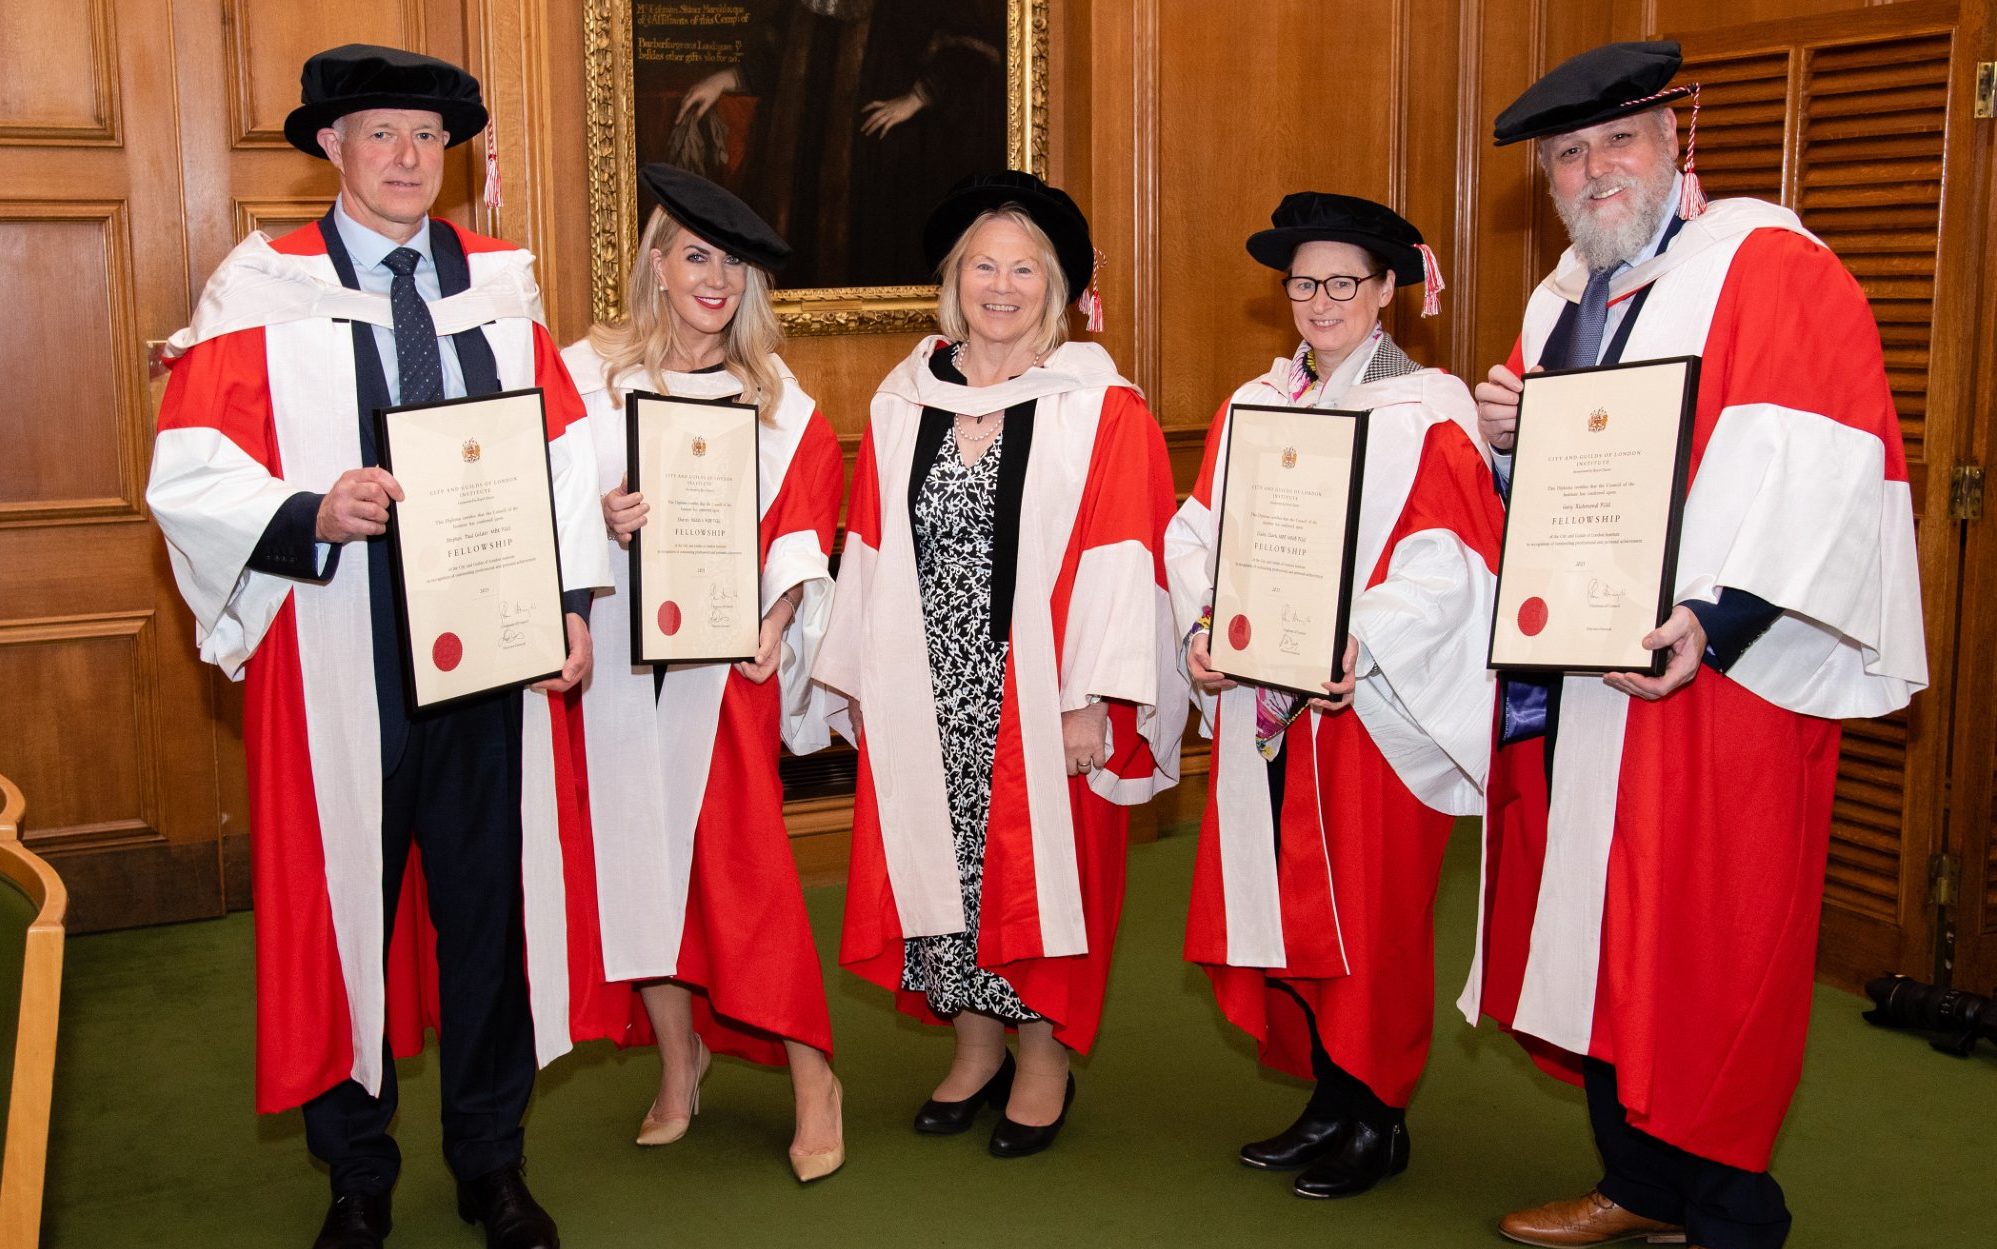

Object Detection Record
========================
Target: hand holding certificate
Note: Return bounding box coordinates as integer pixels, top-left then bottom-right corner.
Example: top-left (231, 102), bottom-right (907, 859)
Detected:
top-left (1488, 356), bottom-right (1699, 675)
top-left (1208, 403), bottom-right (1369, 697)
top-left (377, 389), bottom-right (570, 712)
top-left (627, 392), bottom-right (761, 665)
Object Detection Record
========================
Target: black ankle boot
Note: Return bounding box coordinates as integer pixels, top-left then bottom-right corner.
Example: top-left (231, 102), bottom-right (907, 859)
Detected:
top-left (1240, 1104), bottom-right (1352, 1171)
top-left (1291, 1110), bottom-right (1408, 1199)
top-left (913, 1051), bottom-right (1016, 1135)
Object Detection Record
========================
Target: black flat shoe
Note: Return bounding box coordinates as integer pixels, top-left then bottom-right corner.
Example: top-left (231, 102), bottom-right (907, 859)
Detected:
top-left (1292, 1114), bottom-right (1409, 1199)
top-left (988, 1073), bottom-right (1076, 1158)
top-left (456, 1163), bottom-right (559, 1249)
top-left (913, 1050), bottom-right (1016, 1135)
top-left (1239, 1107), bottom-right (1353, 1171)
top-left (313, 1191), bottom-right (391, 1249)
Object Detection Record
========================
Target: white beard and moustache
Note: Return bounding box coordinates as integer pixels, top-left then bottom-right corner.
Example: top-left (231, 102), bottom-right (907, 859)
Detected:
top-left (1551, 157), bottom-right (1680, 271)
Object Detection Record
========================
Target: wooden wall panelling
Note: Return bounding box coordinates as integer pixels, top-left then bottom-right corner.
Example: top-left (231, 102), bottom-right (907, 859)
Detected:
top-left (0, 0), bottom-right (242, 931)
top-left (223, 0), bottom-right (429, 147)
top-left (0, 0), bottom-right (119, 145)
top-left (1151, 1), bottom-right (1400, 432)
top-left (0, 613), bottom-right (163, 850)
top-left (467, 0), bottom-right (572, 334)
top-left (0, 203), bottom-right (146, 525)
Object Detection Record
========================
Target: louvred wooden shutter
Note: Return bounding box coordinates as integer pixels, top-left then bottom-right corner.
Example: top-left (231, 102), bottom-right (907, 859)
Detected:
top-left (1669, 1), bottom-right (1975, 990)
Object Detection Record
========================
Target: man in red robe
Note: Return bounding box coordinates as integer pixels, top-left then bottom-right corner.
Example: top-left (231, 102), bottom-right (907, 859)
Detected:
top-left (1464, 41), bottom-right (1926, 1249)
top-left (147, 45), bottom-right (608, 1249)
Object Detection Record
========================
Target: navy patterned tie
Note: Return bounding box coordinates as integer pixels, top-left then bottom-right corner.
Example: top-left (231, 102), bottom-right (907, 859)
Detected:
top-left (383, 246), bottom-right (444, 405)
top-left (1566, 267), bottom-right (1615, 368)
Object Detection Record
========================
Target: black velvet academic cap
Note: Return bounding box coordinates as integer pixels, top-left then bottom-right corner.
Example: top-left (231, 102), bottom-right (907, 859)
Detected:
top-left (1492, 40), bottom-right (1692, 146)
top-left (284, 44), bottom-right (487, 158)
top-left (639, 163), bottom-right (792, 272)
top-left (1245, 193), bottom-right (1428, 285)
top-left (922, 170), bottom-right (1096, 299)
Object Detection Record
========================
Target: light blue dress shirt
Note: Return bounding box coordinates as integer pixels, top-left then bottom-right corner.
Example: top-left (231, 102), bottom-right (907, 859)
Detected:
top-left (332, 197), bottom-right (468, 405)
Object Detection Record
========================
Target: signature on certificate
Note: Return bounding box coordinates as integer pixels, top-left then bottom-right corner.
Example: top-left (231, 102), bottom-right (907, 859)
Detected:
top-left (498, 599), bottom-right (534, 648)
top-left (707, 582), bottom-right (738, 629)
top-left (1279, 604), bottom-right (1312, 656)
top-left (1586, 578), bottom-right (1626, 607)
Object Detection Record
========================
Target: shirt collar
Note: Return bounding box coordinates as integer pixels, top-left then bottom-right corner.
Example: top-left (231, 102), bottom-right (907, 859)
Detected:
top-left (333, 196), bottom-right (434, 275)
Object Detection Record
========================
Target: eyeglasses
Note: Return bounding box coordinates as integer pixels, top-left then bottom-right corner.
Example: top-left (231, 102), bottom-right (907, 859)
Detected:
top-left (1282, 272), bottom-right (1382, 302)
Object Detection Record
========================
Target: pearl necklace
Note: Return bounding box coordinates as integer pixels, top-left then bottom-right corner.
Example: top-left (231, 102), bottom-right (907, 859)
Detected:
top-left (953, 411), bottom-right (1004, 444)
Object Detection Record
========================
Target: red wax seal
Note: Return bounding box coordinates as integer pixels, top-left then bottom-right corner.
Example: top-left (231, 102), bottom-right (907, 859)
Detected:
top-left (1227, 613), bottom-right (1252, 650)
top-left (1517, 597), bottom-right (1549, 637)
top-left (657, 601), bottom-right (683, 636)
top-left (432, 632), bottom-right (463, 672)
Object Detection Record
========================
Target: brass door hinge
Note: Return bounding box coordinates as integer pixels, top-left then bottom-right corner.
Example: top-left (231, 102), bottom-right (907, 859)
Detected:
top-left (1978, 63), bottom-right (1997, 119)
top-left (1950, 464), bottom-right (1984, 520)
top-left (1929, 853), bottom-right (1962, 907)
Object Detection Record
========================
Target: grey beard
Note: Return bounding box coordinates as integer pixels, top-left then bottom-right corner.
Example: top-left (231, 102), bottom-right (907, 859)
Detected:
top-left (1553, 169), bottom-right (1677, 271)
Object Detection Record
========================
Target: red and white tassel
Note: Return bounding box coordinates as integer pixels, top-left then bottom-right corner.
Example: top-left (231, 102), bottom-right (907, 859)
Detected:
top-left (1677, 81), bottom-right (1707, 220)
top-left (1414, 242), bottom-right (1445, 318)
top-left (482, 118), bottom-right (504, 213)
top-left (1077, 247), bottom-right (1107, 333)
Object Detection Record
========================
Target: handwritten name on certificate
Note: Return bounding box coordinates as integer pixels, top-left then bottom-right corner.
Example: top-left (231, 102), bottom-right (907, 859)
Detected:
top-left (628, 393), bottom-right (761, 664)
top-left (1211, 403), bottom-right (1367, 695)
top-left (1489, 356), bottom-right (1698, 674)
top-left (380, 389), bottom-right (568, 710)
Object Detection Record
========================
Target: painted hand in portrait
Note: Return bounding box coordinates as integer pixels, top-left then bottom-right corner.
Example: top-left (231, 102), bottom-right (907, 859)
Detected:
top-left (632, 0), bottom-right (1008, 289)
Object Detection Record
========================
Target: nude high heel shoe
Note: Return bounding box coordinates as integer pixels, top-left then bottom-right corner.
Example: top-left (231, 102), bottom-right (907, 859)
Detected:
top-left (636, 1032), bottom-right (710, 1146)
top-left (788, 1075), bottom-right (845, 1183)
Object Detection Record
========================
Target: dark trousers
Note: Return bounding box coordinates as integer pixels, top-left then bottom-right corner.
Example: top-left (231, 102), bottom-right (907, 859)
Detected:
top-left (1586, 1059), bottom-right (1791, 1249)
top-left (301, 695), bottom-right (535, 1196)
top-left (1264, 751), bottom-right (1398, 1121)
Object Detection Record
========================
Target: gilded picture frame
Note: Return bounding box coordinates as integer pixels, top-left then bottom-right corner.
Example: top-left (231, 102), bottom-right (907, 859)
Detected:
top-left (583, 0), bottom-right (1050, 336)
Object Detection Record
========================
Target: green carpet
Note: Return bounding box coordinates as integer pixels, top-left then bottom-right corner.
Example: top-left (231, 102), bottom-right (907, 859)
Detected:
top-left (40, 827), bottom-right (1997, 1247)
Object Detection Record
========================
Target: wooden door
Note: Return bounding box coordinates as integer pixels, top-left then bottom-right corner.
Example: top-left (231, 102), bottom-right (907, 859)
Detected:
top-left (1947, 4), bottom-right (1997, 992)
top-left (1668, 0), bottom-right (1992, 989)
top-left (0, 0), bottom-right (477, 932)
top-left (0, 0), bottom-right (225, 932)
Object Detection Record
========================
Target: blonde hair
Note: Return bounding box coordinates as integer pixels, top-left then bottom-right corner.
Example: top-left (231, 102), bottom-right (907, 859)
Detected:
top-left (586, 207), bottom-right (786, 424)
top-left (934, 206), bottom-right (1071, 359)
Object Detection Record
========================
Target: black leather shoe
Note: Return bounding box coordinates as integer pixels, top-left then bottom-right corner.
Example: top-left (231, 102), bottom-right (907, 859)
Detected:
top-left (1239, 1107), bottom-right (1352, 1171)
top-left (988, 1074), bottom-right (1076, 1158)
top-left (1292, 1113), bottom-right (1409, 1199)
top-left (313, 1191), bottom-right (391, 1249)
top-left (456, 1163), bottom-right (559, 1249)
top-left (913, 1050), bottom-right (1015, 1135)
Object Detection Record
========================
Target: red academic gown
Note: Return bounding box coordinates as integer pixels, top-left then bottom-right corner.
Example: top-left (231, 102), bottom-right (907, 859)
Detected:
top-left (816, 337), bottom-right (1188, 1054)
top-left (561, 347), bottom-right (843, 1065)
top-left (1463, 206), bottom-right (1927, 1171)
top-left (1171, 342), bottom-right (1504, 1106)
top-left (148, 221), bottom-right (615, 1113)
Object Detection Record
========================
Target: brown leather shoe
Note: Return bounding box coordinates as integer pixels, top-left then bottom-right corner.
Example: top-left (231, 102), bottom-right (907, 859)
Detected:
top-left (1498, 1189), bottom-right (1687, 1246)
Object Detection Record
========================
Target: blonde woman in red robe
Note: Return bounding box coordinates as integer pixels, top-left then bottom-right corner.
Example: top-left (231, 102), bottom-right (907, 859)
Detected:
top-left (1166, 193), bottom-right (1504, 1201)
top-left (563, 164), bottom-right (846, 1184)
top-left (815, 170), bottom-right (1186, 1158)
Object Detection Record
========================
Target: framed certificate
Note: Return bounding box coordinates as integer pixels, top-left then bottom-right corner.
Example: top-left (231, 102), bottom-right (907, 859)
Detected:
top-left (1209, 403), bottom-right (1369, 697)
top-left (1488, 356), bottom-right (1700, 675)
top-left (377, 388), bottom-right (569, 713)
top-left (627, 391), bottom-right (762, 665)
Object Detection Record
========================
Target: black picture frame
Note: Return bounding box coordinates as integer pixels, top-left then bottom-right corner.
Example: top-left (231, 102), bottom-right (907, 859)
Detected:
top-left (1487, 354), bottom-right (1701, 677)
top-left (376, 387), bottom-right (569, 715)
top-left (625, 389), bottom-right (765, 667)
top-left (1210, 402), bottom-right (1371, 697)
